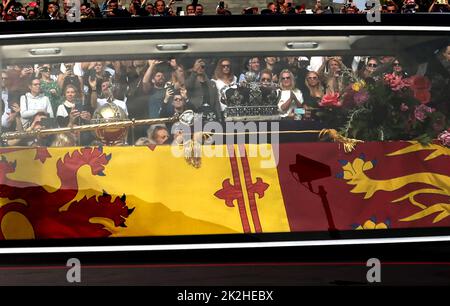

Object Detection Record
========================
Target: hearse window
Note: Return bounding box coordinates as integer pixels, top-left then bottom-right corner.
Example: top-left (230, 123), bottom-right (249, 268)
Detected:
top-left (0, 39), bottom-right (448, 147)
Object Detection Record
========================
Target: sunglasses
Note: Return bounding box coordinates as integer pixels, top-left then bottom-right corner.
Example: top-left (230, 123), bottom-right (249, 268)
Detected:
top-left (393, 62), bottom-right (401, 66)
top-left (281, 77), bottom-right (291, 80)
top-left (307, 76), bottom-right (318, 80)
top-left (367, 63), bottom-right (378, 68)
top-left (221, 64), bottom-right (231, 68)
top-left (261, 78), bottom-right (271, 82)
top-left (173, 97), bottom-right (183, 101)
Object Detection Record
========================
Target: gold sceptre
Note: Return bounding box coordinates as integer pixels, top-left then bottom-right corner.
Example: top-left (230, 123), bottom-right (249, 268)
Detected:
top-left (1, 110), bottom-right (195, 141)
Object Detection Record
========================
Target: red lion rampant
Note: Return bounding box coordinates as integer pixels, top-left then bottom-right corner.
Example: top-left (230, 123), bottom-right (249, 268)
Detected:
top-left (0, 147), bottom-right (134, 239)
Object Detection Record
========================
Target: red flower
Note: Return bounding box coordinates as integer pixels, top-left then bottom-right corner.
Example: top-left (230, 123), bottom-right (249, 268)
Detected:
top-left (410, 76), bottom-right (431, 91)
top-left (414, 90), bottom-right (431, 104)
top-left (319, 92), bottom-right (341, 107)
top-left (409, 76), bottom-right (432, 104)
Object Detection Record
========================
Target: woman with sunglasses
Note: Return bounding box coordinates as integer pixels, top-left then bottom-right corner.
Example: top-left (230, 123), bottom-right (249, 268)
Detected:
top-left (302, 71), bottom-right (324, 120)
top-left (303, 71), bottom-right (324, 106)
top-left (390, 59), bottom-right (408, 78)
top-left (359, 57), bottom-right (380, 83)
top-left (276, 69), bottom-right (304, 119)
top-left (212, 58), bottom-right (237, 111)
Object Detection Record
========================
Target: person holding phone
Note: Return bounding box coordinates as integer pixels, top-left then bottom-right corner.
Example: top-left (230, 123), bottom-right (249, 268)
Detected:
top-left (56, 84), bottom-right (91, 128)
top-left (428, 0), bottom-right (450, 12)
top-left (1, 94), bottom-right (23, 133)
top-left (57, 62), bottom-right (83, 94)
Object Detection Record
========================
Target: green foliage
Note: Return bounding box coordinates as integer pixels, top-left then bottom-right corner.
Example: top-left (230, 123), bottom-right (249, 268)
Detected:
top-left (322, 75), bottom-right (448, 144)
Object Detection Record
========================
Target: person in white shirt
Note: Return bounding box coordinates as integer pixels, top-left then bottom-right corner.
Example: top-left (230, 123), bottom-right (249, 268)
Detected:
top-left (211, 58), bottom-right (238, 111)
top-left (20, 78), bottom-right (54, 128)
top-left (56, 84), bottom-right (91, 127)
top-left (277, 69), bottom-right (304, 118)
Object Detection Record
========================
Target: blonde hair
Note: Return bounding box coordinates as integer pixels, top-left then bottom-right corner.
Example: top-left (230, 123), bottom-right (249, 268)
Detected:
top-left (213, 58), bottom-right (233, 82)
top-left (304, 71), bottom-right (324, 99)
top-left (51, 133), bottom-right (77, 147)
top-left (278, 69), bottom-right (296, 90)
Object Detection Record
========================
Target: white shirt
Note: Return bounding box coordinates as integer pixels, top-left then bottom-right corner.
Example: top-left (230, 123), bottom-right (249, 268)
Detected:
top-left (56, 101), bottom-right (76, 119)
top-left (20, 93), bottom-right (54, 126)
top-left (1, 90), bottom-right (9, 128)
top-left (212, 76), bottom-right (238, 111)
top-left (277, 89), bottom-right (303, 118)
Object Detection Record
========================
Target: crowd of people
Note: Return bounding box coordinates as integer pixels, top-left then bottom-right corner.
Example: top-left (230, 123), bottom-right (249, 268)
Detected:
top-left (1, 0), bottom-right (449, 21)
top-left (1, 43), bottom-right (448, 147)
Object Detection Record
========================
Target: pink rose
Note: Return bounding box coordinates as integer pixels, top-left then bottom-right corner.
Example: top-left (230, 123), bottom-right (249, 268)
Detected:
top-left (384, 73), bottom-right (409, 91)
top-left (319, 92), bottom-right (341, 107)
top-left (414, 104), bottom-right (434, 122)
top-left (438, 130), bottom-right (450, 147)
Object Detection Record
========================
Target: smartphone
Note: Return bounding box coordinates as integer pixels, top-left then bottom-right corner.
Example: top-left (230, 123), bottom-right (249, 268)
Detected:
top-left (294, 108), bottom-right (306, 115)
top-left (176, 6), bottom-right (182, 15)
top-left (219, 1), bottom-right (225, 9)
top-left (40, 118), bottom-right (56, 129)
top-left (75, 102), bottom-right (90, 113)
top-left (192, 0), bottom-right (198, 6)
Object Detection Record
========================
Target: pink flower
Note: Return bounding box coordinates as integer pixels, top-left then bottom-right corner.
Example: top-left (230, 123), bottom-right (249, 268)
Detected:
top-left (414, 104), bottom-right (435, 122)
top-left (384, 73), bottom-right (409, 91)
top-left (319, 92), bottom-right (341, 107)
top-left (438, 130), bottom-right (450, 147)
top-left (400, 103), bottom-right (409, 112)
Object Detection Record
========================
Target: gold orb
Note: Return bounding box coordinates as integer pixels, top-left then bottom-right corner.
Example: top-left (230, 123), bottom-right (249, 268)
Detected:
top-left (91, 102), bottom-right (128, 145)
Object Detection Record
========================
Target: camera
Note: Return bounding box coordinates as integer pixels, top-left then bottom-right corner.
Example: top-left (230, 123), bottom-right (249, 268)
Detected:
top-left (40, 66), bottom-right (50, 73)
top-left (164, 81), bottom-right (175, 92)
top-left (74, 102), bottom-right (90, 113)
top-left (12, 6), bottom-right (22, 13)
top-left (40, 118), bottom-right (56, 129)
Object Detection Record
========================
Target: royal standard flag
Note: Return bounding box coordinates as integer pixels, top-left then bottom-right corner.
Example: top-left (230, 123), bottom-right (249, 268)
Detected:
top-left (0, 141), bottom-right (449, 240)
